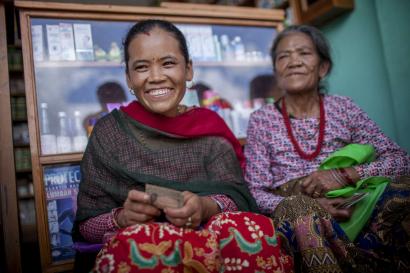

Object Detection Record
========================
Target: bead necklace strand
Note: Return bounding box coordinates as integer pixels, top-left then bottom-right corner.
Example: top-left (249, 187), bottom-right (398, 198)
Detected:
top-left (281, 95), bottom-right (326, 161)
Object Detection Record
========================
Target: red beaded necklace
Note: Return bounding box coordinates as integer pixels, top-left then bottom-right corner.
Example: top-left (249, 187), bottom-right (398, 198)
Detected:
top-left (281, 95), bottom-right (325, 161)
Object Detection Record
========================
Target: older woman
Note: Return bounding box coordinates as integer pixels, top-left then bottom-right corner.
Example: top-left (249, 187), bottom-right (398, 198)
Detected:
top-left (73, 20), bottom-right (294, 273)
top-left (245, 25), bottom-right (410, 273)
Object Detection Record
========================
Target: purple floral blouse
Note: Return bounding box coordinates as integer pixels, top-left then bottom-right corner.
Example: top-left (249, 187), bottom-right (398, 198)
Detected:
top-left (244, 95), bottom-right (410, 216)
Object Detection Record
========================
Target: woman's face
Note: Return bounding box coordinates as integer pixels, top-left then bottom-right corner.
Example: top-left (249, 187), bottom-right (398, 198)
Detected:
top-left (274, 32), bottom-right (329, 95)
top-left (126, 27), bottom-right (193, 117)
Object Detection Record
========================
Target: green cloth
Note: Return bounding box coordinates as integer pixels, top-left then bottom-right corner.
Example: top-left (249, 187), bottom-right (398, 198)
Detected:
top-left (320, 144), bottom-right (389, 241)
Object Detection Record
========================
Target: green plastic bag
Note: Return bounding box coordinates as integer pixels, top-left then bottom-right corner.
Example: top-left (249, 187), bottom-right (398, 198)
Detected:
top-left (319, 144), bottom-right (389, 241)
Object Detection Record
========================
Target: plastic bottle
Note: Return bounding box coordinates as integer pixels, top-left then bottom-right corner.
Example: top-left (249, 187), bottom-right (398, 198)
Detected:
top-left (72, 111), bottom-right (88, 152)
top-left (40, 103), bottom-right (57, 155)
top-left (220, 35), bottom-right (234, 61)
top-left (56, 111), bottom-right (72, 153)
top-left (213, 35), bottom-right (222, 62)
top-left (232, 36), bottom-right (245, 61)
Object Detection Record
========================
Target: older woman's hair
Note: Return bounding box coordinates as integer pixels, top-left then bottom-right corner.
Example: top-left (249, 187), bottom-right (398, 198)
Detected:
top-left (270, 25), bottom-right (333, 75)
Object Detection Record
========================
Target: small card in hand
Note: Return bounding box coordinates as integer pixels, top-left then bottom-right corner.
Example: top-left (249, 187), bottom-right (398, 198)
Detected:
top-left (145, 184), bottom-right (183, 209)
top-left (336, 192), bottom-right (369, 209)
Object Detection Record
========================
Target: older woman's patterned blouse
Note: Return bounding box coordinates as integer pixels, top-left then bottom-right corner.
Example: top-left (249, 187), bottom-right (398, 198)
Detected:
top-left (244, 95), bottom-right (410, 216)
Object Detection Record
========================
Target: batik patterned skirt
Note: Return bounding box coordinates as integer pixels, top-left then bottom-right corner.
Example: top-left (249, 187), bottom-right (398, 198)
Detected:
top-left (272, 176), bottom-right (410, 273)
top-left (93, 212), bottom-right (294, 273)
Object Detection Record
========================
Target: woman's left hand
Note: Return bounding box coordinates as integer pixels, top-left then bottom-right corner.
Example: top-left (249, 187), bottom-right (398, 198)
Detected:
top-left (301, 170), bottom-right (343, 198)
top-left (164, 191), bottom-right (217, 229)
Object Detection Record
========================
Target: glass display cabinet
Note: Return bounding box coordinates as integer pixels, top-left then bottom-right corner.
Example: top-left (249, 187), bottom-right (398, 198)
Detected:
top-left (16, 1), bottom-right (284, 271)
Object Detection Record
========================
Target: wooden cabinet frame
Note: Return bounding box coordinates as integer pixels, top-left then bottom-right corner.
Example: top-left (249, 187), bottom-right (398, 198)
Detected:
top-left (0, 3), bottom-right (22, 273)
top-left (289, 0), bottom-right (354, 26)
top-left (15, 1), bottom-right (283, 272)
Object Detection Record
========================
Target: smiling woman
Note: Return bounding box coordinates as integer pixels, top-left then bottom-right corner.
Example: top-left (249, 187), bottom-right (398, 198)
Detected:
top-left (72, 19), bottom-right (294, 273)
top-left (125, 25), bottom-right (193, 117)
top-left (244, 24), bottom-right (410, 273)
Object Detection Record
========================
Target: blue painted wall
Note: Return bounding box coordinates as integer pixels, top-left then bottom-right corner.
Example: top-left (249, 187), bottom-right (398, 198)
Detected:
top-left (320, 0), bottom-right (410, 152)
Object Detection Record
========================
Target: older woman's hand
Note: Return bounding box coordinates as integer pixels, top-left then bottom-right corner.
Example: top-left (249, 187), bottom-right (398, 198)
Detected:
top-left (316, 197), bottom-right (354, 222)
top-left (301, 170), bottom-right (345, 198)
top-left (164, 191), bottom-right (220, 229)
top-left (116, 189), bottom-right (162, 228)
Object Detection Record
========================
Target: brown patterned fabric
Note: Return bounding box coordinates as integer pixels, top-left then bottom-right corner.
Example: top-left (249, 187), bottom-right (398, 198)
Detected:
top-left (272, 177), bottom-right (410, 273)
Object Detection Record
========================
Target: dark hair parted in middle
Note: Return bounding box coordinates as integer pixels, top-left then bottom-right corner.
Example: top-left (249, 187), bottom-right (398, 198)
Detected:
top-left (270, 25), bottom-right (333, 75)
top-left (123, 19), bottom-right (190, 72)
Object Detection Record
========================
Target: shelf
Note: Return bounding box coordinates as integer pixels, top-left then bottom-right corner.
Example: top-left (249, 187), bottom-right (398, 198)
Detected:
top-left (14, 143), bottom-right (30, 148)
top-left (16, 168), bottom-right (32, 174)
top-left (34, 59), bottom-right (271, 68)
top-left (39, 153), bottom-right (83, 165)
top-left (10, 92), bottom-right (26, 97)
top-left (12, 118), bottom-right (27, 122)
top-left (18, 194), bottom-right (35, 200)
top-left (35, 60), bottom-right (123, 68)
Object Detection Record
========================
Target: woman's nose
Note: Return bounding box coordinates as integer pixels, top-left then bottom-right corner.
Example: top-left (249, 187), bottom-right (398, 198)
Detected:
top-left (148, 66), bottom-right (165, 82)
top-left (288, 53), bottom-right (302, 67)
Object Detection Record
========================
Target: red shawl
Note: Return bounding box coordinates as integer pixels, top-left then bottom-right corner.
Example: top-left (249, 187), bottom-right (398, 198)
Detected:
top-left (120, 101), bottom-right (245, 170)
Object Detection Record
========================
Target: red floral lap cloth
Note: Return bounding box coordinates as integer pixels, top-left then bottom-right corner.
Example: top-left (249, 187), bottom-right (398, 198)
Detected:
top-left (93, 212), bottom-right (294, 273)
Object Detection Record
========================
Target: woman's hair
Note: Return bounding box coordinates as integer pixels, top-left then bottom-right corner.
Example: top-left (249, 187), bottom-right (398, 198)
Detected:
top-left (123, 19), bottom-right (190, 72)
top-left (270, 25), bottom-right (333, 75)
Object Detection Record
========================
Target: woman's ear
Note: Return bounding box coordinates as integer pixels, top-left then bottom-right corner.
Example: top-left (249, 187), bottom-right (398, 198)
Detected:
top-left (319, 61), bottom-right (330, 79)
top-left (185, 60), bottom-right (194, 82)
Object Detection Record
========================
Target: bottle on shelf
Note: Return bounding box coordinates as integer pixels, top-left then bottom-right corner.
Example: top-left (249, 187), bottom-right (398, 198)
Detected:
top-left (72, 111), bottom-right (88, 152)
top-left (212, 35), bottom-right (222, 62)
top-left (40, 103), bottom-right (57, 155)
top-left (220, 34), bottom-right (234, 61)
top-left (56, 111), bottom-right (72, 153)
top-left (232, 36), bottom-right (245, 61)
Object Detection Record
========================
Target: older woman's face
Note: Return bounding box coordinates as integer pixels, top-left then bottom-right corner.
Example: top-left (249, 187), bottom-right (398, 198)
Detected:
top-left (274, 32), bottom-right (328, 95)
top-left (126, 27), bottom-right (193, 117)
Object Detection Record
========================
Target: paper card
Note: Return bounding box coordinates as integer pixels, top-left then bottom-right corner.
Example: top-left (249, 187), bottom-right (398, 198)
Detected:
top-left (59, 23), bottom-right (76, 61)
top-left (73, 24), bottom-right (94, 61)
top-left (46, 25), bottom-right (61, 61)
top-left (145, 184), bottom-right (183, 209)
top-left (31, 25), bottom-right (44, 62)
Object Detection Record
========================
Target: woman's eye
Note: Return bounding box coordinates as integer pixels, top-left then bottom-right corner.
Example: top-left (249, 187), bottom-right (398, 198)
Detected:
top-left (163, 61), bottom-right (175, 67)
top-left (135, 65), bottom-right (148, 72)
top-left (301, 51), bottom-right (311, 56)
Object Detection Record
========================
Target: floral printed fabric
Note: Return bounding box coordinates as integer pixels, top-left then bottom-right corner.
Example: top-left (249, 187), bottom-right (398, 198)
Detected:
top-left (93, 212), bottom-right (294, 273)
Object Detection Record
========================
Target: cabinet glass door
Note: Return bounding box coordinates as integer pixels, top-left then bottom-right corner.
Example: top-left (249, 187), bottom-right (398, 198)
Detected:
top-left (30, 18), bottom-right (277, 156)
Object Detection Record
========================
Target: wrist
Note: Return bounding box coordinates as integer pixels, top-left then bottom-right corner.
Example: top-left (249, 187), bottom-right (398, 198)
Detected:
top-left (200, 196), bottom-right (218, 222)
top-left (113, 208), bottom-right (124, 228)
top-left (338, 168), bottom-right (355, 185)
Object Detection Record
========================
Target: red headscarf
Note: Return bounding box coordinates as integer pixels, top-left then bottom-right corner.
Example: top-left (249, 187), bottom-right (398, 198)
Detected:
top-left (120, 101), bottom-right (245, 170)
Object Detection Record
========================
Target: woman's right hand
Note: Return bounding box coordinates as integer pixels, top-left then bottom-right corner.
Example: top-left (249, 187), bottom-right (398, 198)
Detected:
top-left (116, 189), bottom-right (162, 228)
top-left (315, 197), bottom-right (354, 222)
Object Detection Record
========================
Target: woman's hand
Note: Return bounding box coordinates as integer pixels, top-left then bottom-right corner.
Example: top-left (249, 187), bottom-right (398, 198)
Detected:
top-left (301, 170), bottom-right (345, 198)
top-left (164, 191), bottom-right (220, 229)
top-left (116, 189), bottom-right (162, 228)
top-left (316, 197), bottom-right (354, 222)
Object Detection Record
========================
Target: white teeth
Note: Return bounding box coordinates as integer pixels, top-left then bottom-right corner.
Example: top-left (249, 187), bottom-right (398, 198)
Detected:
top-left (149, 88), bottom-right (170, 96)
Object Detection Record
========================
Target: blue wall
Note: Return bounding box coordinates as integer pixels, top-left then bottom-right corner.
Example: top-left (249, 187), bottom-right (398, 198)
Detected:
top-left (320, 0), bottom-right (410, 152)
